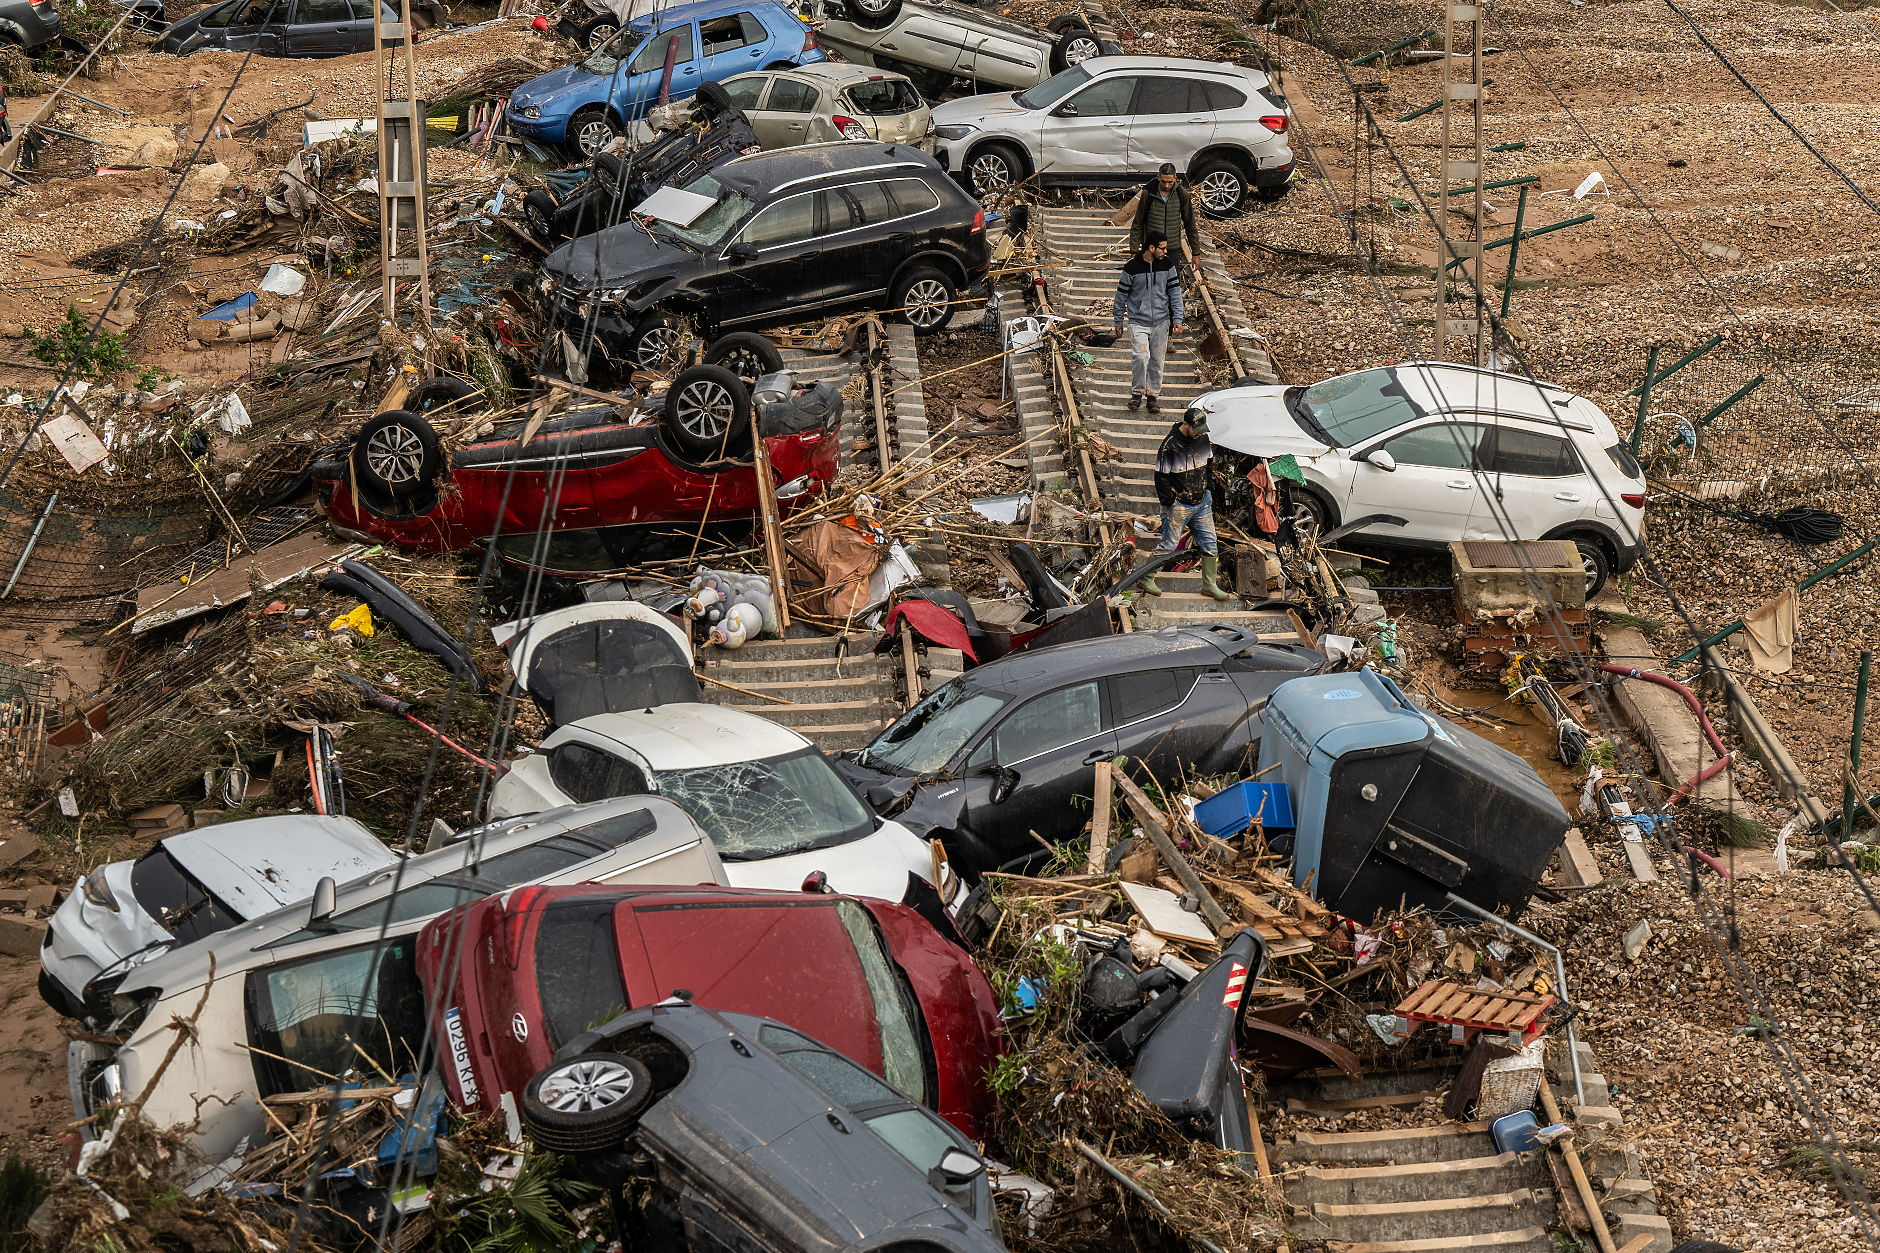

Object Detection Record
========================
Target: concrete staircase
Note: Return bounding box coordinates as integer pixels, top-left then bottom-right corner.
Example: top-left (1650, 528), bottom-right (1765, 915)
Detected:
top-left (696, 628), bottom-right (901, 753)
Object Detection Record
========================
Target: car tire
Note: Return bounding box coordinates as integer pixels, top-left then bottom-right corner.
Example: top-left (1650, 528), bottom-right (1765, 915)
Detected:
top-left (520, 1052), bottom-right (656, 1153)
top-left (406, 377), bottom-right (485, 420)
top-left (629, 313), bottom-right (685, 371)
top-left (664, 363), bottom-right (755, 460)
top-left (1043, 14), bottom-right (1082, 33)
top-left (354, 410), bottom-right (441, 500)
top-left (892, 267), bottom-right (957, 336)
top-left (964, 140), bottom-right (1025, 197)
top-left (703, 331), bottom-right (785, 392)
top-left (692, 79), bottom-right (733, 118)
top-left (578, 16), bottom-right (618, 49)
top-left (1193, 159), bottom-right (1250, 218)
top-left (847, 0), bottom-right (901, 29)
top-left (1570, 535), bottom-right (1611, 598)
top-left (1286, 485), bottom-right (1335, 538)
top-left (1049, 26), bottom-right (1102, 74)
top-left (568, 107), bottom-right (622, 161)
top-left (522, 189), bottom-right (559, 244)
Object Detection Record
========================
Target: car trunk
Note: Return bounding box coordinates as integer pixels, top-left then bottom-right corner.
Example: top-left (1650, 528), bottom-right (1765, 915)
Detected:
top-left (493, 601), bottom-right (700, 726)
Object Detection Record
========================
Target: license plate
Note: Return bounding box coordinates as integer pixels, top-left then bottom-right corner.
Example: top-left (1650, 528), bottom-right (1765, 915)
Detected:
top-left (444, 1007), bottom-right (480, 1106)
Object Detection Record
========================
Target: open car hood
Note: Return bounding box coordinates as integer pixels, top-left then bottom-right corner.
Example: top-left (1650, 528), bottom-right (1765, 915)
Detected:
top-left (494, 601), bottom-right (698, 726)
top-left (1190, 386), bottom-right (1334, 460)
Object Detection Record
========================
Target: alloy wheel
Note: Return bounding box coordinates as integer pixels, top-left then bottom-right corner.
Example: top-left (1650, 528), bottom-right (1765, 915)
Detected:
top-left (586, 21), bottom-right (618, 48)
top-left (1063, 33), bottom-right (1098, 63)
top-left (636, 326), bottom-right (681, 369)
top-left (1198, 169), bottom-right (1244, 214)
top-left (1583, 552), bottom-right (1601, 596)
top-left (853, 0), bottom-right (892, 14)
top-left (364, 422), bottom-right (426, 486)
top-left (577, 118), bottom-right (618, 158)
top-left (674, 376), bottom-right (738, 441)
top-left (536, 1057), bottom-right (639, 1113)
top-left (968, 153), bottom-right (1012, 195)
top-left (904, 278), bottom-right (950, 329)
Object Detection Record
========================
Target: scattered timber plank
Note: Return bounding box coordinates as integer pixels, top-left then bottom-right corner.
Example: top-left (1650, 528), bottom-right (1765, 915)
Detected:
top-left (1285, 1091), bottom-right (1443, 1114)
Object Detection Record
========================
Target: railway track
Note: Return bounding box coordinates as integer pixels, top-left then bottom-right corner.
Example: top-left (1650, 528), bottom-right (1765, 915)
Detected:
top-left (695, 321), bottom-right (942, 750)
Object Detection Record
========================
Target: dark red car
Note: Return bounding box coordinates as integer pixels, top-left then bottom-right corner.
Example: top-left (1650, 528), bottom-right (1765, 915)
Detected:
top-left (310, 366), bottom-right (841, 573)
top-left (416, 883), bottom-right (1004, 1138)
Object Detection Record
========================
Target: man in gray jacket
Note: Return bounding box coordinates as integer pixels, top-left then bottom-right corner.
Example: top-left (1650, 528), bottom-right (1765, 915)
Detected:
top-left (1111, 232), bottom-right (1184, 412)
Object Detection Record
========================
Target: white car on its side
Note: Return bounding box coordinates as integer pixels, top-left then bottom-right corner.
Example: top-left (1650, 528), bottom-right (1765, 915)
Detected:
top-left (39, 816), bottom-right (396, 1022)
top-left (1193, 361), bottom-right (1648, 595)
top-left (492, 702), bottom-right (946, 904)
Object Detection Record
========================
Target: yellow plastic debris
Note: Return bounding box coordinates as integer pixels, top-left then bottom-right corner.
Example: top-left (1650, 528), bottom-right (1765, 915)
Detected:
top-left (329, 603), bottom-right (374, 636)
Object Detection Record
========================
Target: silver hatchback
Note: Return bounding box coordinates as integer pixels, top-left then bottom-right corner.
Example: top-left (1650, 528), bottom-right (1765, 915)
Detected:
top-left (723, 60), bottom-right (933, 152)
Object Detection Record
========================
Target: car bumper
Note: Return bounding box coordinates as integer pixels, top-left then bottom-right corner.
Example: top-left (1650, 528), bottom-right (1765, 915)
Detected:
top-left (507, 113), bottom-right (569, 143)
top-left (1253, 161), bottom-right (1293, 188)
top-left (13, 4), bottom-right (60, 47)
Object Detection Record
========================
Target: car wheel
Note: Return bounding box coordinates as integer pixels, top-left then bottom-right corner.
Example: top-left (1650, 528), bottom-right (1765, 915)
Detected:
top-left (1286, 486), bottom-right (1333, 539)
top-left (1043, 14), bottom-right (1081, 33)
top-left (702, 331), bottom-right (785, 392)
top-left (1193, 159), bottom-right (1250, 218)
top-left (965, 141), bottom-right (1024, 197)
top-left (847, 0), bottom-right (901, 29)
top-left (406, 377), bottom-right (485, 420)
top-left (520, 1051), bottom-right (655, 1153)
top-left (354, 410), bottom-right (441, 500)
top-left (1049, 26), bottom-right (1101, 74)
top-left (568, 107), bottom-right (622, 161)
top-left (578, 16), bottom-right (618, 48)
top-left (893, 267), bottom-right (957, 336)
top-left (664, 363), bottom-right (755, 460)
top-left (692, 79), bottom-right (733, 119)
top-left (1571, 536), bottom-right (1611, 598)
top-left (522, 189), bottom-right (558, 244)
top-left (629, 313), bottom-right (685, 371)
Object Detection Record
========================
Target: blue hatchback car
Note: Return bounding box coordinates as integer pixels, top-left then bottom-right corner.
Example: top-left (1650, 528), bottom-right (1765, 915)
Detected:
top-left (510, 0), bottom-right (827, 158)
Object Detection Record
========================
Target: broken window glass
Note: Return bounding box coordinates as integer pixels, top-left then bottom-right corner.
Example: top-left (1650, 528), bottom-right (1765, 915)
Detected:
top-left (248, 940), bottom-right (426, 1096)
top-left (1296, 367), bottom-right (1426, 448)
top-left (653, 748), bottom-right (873, 858)
top-left (525, 620), bottom-right (699, 723)
top-left (836, 900), bottom-right (925, 1102)
top-left (859, 684), bottom-right (1006, 775)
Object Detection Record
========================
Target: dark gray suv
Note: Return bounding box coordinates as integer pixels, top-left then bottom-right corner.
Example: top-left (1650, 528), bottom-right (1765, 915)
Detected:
top-left (0, 0), bottom-right (62, 49)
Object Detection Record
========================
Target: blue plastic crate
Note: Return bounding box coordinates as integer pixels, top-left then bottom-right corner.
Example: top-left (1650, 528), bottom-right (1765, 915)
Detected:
top-left (1195, 780), bottom-right (1294, 835)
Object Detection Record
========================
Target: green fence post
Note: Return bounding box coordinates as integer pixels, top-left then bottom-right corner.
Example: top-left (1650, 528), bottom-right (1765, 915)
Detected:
top-left (1847, 650), bottom-right (1872, 843)
top-left (1630, 345), bottom-right (1660, 457)
top-left (1500, 184), bottom-right (1530, 319)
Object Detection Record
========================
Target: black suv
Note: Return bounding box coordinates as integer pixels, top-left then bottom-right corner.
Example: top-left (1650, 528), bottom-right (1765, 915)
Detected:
top-left (540, 140), bottom-right (988, 366)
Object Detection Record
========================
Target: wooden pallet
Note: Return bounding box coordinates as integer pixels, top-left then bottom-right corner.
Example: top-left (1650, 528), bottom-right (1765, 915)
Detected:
top-left (1392, 979), bottom-right (1555, 1045)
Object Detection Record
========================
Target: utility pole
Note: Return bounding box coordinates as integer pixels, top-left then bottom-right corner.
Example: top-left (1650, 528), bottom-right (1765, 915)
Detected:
top-left (1431, 2), bottom-right (1485, 365)
top-left (374, 0), bottom-right (432, 327)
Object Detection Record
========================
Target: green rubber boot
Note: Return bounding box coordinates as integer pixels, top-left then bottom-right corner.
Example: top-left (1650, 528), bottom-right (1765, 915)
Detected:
top-left (1138, 572), bottom-right (1163, 596)
top-left (1200, 554), bottom-right (1234, 601)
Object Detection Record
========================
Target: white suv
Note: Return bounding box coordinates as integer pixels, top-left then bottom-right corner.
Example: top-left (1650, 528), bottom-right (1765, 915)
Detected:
top-left (1195, 362), bottom-right (1648, 594)
top-left (930, 57), bottom-right (1295, 214)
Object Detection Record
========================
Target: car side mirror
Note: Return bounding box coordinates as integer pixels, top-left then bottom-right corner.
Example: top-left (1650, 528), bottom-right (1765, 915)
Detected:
top-left (1363, 448), bottom-right (1397, 472)
top-left (932, 1147), bottom-right (986, 1190)
top-left (989, 766), bottom-right (1018, 805)
top-left (308, 876), bottom-right (337, 930)
top-left (728, 241), bottom-right (758, 263)
top-left (1051, 103), bottom-right (1078, 117)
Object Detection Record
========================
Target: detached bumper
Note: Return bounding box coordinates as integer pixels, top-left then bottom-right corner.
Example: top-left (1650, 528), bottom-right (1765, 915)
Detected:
top-left (1253, 161), bottom-right (1292, 189)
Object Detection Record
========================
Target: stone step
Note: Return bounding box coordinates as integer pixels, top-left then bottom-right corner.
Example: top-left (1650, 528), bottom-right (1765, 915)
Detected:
top-left (1285, 1154), bottom-right (1538, 1207)
top-left (1309, 1227), bottom-right (1553, 1253)
top-left (699, 675), bottom-right (890, 701)
top-left (717, 700), bottom-right (897, 730)
top-left (1277, 1123), bottom-right (1495, 1166)
top-left (1310, 1190), bottom-right (1554, 1244)
top-left (700, 655), bottom-right (895, 685)
top-left (704, 633), bottom-right (883, 658)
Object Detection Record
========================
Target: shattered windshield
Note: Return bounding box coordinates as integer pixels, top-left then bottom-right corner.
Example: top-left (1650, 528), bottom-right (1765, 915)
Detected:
top-left (664, 173), bottom-right (754, 248)
top-left (1292, 367), bottom-right (1426, 448)
top-left (858, 682), bottom-right (1006, 775)
top-left (653, 748), bottom-right (874, 858)
top-left (579, 28), bottom-right (646, 75)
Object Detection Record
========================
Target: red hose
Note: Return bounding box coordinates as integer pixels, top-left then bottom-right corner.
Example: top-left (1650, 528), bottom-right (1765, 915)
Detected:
top-left (403, 712), bottom-right (505, 774)
top-left (1597, 663), bottom-right (1730, 804)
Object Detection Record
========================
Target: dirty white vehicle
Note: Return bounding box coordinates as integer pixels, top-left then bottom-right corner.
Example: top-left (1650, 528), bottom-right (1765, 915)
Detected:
top-left (808, 0), bottom-right (1118, 95)
top-left (71, 795), bottom-right (725, 1172)
top-left (39, 815), bottom-right (395, 1023)
top-left (723, 60), bottom-right (934, 151)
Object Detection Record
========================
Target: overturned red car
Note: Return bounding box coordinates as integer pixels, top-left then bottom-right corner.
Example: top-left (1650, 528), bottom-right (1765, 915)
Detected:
top-left (415, 883), bottom-right (1005, 1138)
top-left (310, 363), bottom-right (841, 573)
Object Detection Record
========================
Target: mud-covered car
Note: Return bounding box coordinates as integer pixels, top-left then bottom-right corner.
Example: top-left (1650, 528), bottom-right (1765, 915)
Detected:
top-left (539, 139), bottom-right (988, 348)
top-left (808, 0), bottom-right (1115, 95)
top-left (722, 60), bottom-right (934, 151)
top-left (311, 363), bottom-right (842, 571)
top-left (419, 881), bottom-right (1003, 1140)
top-left (157, 0), bottom-right (444, 55)
top-left (513, 1000), bottom-right (1009, 1252)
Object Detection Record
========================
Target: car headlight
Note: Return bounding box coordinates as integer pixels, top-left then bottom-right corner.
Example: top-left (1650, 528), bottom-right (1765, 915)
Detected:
top-left (603, 288), bottom-right (629, 304)
top-left (518, 104), bottom-right (542, 120)
top-left (934, 124), bottom-right (977, 141)
top-left (924, 118), bottom-right (936, 137)
top-left (83, 872), bottom-right (119, 913)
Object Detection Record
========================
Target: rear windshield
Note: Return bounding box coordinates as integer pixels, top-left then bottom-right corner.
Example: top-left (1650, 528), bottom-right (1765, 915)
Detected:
top-left (535, 896), bottom-right (629, 1049)
top-left (130, 847), bottom-right (243, 945)
top-left (844, 78), bottom-right (922, 115)
top-left (654, 747), bottom-right (874, 858)
top-left (1605, 441), bottom-right (1642, 480)
top-left (525, 619), bottom-right (699, 724)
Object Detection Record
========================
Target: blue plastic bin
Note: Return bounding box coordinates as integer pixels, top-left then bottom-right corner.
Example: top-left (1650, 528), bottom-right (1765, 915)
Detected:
top-left (1195, 779), bottom-right (1294, 835)
top-left (1490, 1111), bottom-right (1544, 1154)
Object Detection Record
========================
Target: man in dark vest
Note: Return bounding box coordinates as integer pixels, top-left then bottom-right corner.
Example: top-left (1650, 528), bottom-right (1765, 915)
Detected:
top-left (1128, 162), bottom-right (1201, 260)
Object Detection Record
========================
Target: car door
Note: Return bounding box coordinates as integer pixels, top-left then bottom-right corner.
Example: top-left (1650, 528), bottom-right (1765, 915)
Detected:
top-left (952, 14), bottom-right (1043, 88)
top-left (955, 680), bottom-right (1115, 865)
top-left (1127, 75), bottom-right (1212, 173)
top-left (830, 180), bottom-right (902, 297)
top-left (1347, 420), bottom-right (1487, 542)
top-left (719, 188), bottom-right (831, 322)
top-left (721, 71), bottom-right (771, 124)
top-left (751, 73), bottom-right (819, 147)
top-left (1041, 74), bottom-right (1137, 178)
top-left (619, 20), bottom-right (699, 117)
top-left (212, 0), bottom-right (282, 51)
top-left (700, 11), bottom-right (769, 83)
top-left (1468, 423), bottom-right (1587, 541)
top-left (281, 0), bottom-right (353, 54)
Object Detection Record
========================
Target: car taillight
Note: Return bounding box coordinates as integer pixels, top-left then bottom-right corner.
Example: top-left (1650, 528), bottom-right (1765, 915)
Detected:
top-left (971, 207), bottom-right (984, 234)
top-left (833, 113), bottom-right (868, 140)
top-left (499, 886), bottom-right (548, 969)
top-left (802, 29), bottom-right (818, 51)
top-left (1621, 492), bottom-right (1646, 509)
top-left (1259, 114), bottom-right (1289, 133)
